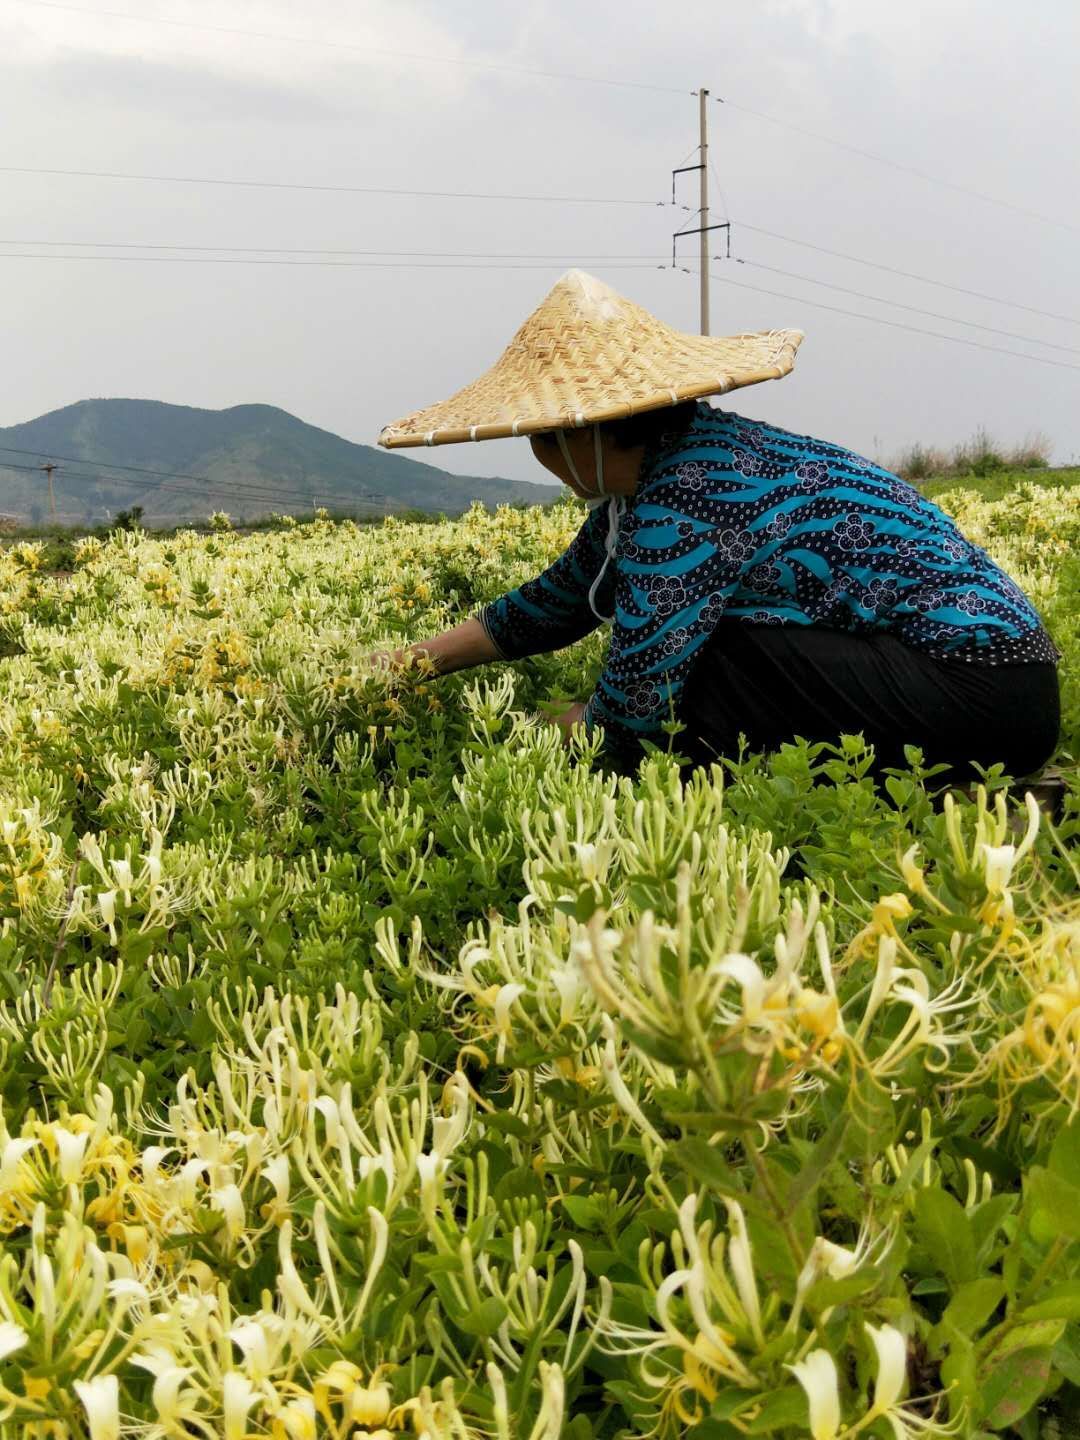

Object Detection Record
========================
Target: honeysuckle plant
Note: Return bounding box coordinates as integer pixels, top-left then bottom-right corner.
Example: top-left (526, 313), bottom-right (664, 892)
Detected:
top-left (0, 490), bottom-right (1079, 1434)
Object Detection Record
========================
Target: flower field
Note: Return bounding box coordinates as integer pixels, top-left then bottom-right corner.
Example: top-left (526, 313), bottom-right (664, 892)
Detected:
top-left (1, 472), bottom-right (1080, 1439)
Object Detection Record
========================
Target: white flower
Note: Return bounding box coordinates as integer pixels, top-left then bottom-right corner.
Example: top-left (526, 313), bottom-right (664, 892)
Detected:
top-left (107, 1278), bottom-right (149, 1306)
top-left (723, 1198), bottom-right (763, 1342)
top-left (349, 1379), bottom-right (391, 1425)
top-left (715, 952), bottom-right (768, 1020)
top-left (866, 1322), bottom-right (908, 1414)
top-left (551, 963), bottom-right (585, 1025)
top-left (211, 1183), bottom-right (246, 1241)
top-left (797, 1236), bottom-right (860, 1298)
top-left (493, 982), bottom-right (525, 1037)
top-left (98, 889), bottom-right (117, 930)
top-left (981, 843), bottom-right (1017, 897)
top-left (276, 1399), bottom-right (317, 1440)
top-left (52, 1126), bottom-right (90, 1182)
top-left (74, 1374), bottom-right (120, 1440)
top-left (788, 1349), bottom-right (841, 1440)
top-left (0, 1322), bottom-right (28, 1361)
top-left (110, 859), bottom-right (134, 894)
top-left (0, 1136), bottom-right (39, 1185)
top-left (223, 1370), bottom-right (259, 1440)
top-left (261, 1153), bottom-right (290, 1204)
top-left (229, 1318), bottom-right (275, 1382)
top-left (150, 1365), bottom-right (193, 1425)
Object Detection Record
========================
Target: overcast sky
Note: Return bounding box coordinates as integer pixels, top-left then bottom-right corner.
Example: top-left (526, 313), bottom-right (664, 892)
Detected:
top-left (2, 0), bottom-right (1077, 486)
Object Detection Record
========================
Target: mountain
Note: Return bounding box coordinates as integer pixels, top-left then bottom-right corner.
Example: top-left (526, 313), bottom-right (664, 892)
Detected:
top-left (0, 399), bottom-right (558, 524)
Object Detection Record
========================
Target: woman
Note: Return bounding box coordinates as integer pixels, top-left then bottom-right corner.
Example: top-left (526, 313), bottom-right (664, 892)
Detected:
top-left (378, 270), bottom-right (1059, 779)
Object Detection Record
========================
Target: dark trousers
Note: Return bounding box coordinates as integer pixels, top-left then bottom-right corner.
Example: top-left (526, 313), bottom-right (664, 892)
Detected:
top-left (679, 621), bottom-right (1060, 782)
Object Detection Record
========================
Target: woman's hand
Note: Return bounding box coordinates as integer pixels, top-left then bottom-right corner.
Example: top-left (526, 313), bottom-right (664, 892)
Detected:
top-left (549, 700), bottom-right (587, 742)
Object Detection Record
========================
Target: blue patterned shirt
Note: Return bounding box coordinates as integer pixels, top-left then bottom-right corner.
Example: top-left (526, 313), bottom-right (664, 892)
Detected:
top-left (479, 403), bottom-right (1057, 761)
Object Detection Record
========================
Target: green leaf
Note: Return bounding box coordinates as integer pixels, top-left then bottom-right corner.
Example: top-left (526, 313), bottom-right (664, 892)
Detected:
top-left (941, 1339), bottom-right (976, 1409)
top-left (742, 1387), bottom-right (808, 1433)
top-left (454, 1296), bottom-right (508, 1338)
top-left (671, 1139), bottom-right (749, 1199)
top-left (1051, 1332), bottom-right (1080, 1386)
top-left (980, 1347), bottom-right (1053, 1430)
top-left (786, 1107), bottom-right (848, 1217)
top-left (1020, 1281), bottom-right (1080, 1322)
top-left (1050, 1120), bottom-right (1080, 1186)
top-left (709, 1390), bottom-right (759, 1421)
top-left (913, 1188), bottom-right (977, 1285)
top-left (890, 1138), bottom-right (938, 1200)
top-left (970, 1195), bottom-right (1016, 1263)
top-left (561, 1194), bottom-right (603, 1231)
top-left (805, 1266), bottom-right (883, 1315)
top-left (980, 1318), bottom-right (1066, 1366)
top-left (1027, 1166), bottom-right (1080, 1241)
top-left (934, 1277), bottom-right (1005, 1347)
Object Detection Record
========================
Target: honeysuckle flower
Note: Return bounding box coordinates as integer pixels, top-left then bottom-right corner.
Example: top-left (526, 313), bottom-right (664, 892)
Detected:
top-left (492, 982), bottom-right (525, 1055)
top-left (714, 952), bottom-right (768, 1021)
top-left (722, 1199), bottom-right (763, 1345)
top-left (223, 1369), bottom-right (260, 1440)
top-left (110, 858), bottom-right (134, 896)
top-left (52, 1125), bottom-right (90, 1183)
top-left (599, 1015), bottom-right (664, 1147)
top-left (866, 1322), bottom-right (908, 1414)
top-left (349, 1374), bottom-right (392, 1425)
top-left (212, 1182), bottom-right (246, 1242)
top-left (899, 844), bottom-right (928, 894)
top-left (141, 1145), bottom-right (172, 1182)
top-left (273, 1398), bottom-right (318, 1440)
top-left (97, 889), bottom-right (118, 940)
top-left (74, 1374), bottom-right (120, 1440)
top-left (981, 843), bottom-right (1018, 898)
top-left (149, 1364), bottom-right (194, 1426)
top-left (0, 1321), bottom-right (28, 1361)
top-left (106, 1277), bottom-right (149, 1307)
top-left (788, 1349), bottom-right (841, 1440)
top-left (0, 1135), bottom-right (39, 1185)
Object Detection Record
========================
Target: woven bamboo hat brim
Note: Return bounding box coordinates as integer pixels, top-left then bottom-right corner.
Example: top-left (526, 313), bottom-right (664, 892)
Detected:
top-left (378, 268), bottom-right (803, 448)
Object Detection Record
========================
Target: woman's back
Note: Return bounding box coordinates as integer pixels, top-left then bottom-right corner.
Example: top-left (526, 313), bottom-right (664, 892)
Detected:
top-left (629, 401), bottom-right (1056, 664)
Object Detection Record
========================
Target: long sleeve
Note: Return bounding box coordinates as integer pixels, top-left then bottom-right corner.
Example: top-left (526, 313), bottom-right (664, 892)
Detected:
top-left (477, 504), bottom-right (614, 661)
top-left (583, 487), bottom-right (761, 762)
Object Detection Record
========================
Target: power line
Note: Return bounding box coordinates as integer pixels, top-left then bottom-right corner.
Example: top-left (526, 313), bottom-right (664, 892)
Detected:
top-left (698, 266), bottom-right (1080, 373)
top-left (732, 220), bottom-right (1080, 329)
top-left (0, 441), bottom-right (246, 484)
top-left (715, 97), bottom-right (1080, 236)
top-left (14, 0), bottom-right (692, 96)
top-left (0, 461), bottom-right (359, 509)
top-left (0, 164), bottom-right (664, 207)
top-left (0, 252), bottom-right (665, 270)
top-left (15, 0), bottom-right (1075, 236)
top-left (723, 257), bottom-right (1080, 357)
top-left (0, 446), bottom-right (389, 509)
top-left (0, 460), bottom-right (387, 513)
top-left (0, 240), bottom-right (668, 259)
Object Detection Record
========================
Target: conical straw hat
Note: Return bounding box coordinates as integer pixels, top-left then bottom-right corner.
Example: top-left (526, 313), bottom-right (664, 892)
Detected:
top-left (378, 268), bottom-right (803, 448)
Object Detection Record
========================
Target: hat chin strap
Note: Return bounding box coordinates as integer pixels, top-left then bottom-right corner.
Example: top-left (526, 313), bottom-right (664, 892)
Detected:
top-left (553, 425), bottom-right (621, 623)
top-left (555, 425), bottom-right (607, 498)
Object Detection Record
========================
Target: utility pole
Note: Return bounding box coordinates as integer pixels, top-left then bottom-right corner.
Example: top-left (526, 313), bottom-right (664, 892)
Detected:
top-left (699, 87), bottom-right (710, 335)
top-left (671, 89), bottom-right (727, 336)
top-left (40, 462), bottom-right (57, 523)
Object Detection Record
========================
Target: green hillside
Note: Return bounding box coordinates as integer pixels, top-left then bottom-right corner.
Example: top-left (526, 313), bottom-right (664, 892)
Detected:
top-left (0, 398), bottom-right (557, 523)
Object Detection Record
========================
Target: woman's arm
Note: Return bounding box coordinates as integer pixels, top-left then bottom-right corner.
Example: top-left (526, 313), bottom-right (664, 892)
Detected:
top-left (372, 616), bottom-right (500, 676)
top-left (410, 617), bottom-right (501, 675)
top-left (478, 504), bottom-right (613, 660)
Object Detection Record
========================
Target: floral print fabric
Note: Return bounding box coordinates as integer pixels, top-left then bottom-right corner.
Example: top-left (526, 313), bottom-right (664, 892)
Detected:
top-left (478, 402), bottom-right (1058, 762)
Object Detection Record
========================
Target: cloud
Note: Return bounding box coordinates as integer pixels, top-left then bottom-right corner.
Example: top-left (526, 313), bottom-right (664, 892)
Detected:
top-left (1, 0), bottom-right (476, 105)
